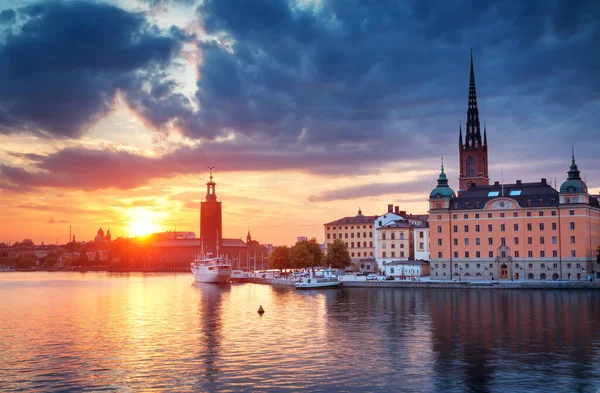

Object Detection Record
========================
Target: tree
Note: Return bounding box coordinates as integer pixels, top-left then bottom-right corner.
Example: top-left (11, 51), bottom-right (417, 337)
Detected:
top-left (322, 239), bottom-right (351, 269)
top-left (289, 243), bottom-right (313, 268)
top-left (296, 238), bottom-right (323, 267)
top-left (17, 256), bottom-right (36, 269)
top-left (78, 250), bottom-right (89, 266)
top-left (268, 245), bottom-right (290, 271)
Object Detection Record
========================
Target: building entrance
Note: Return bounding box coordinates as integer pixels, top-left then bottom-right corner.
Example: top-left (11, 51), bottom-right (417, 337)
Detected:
top-left (501, 264), bottom-right (508, 279)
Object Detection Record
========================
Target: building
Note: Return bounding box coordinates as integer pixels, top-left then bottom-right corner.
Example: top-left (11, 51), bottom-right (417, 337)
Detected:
top-left (324, 208), bottom-right (377, 262)
top-left (201, 169), bottom-right (222, 256)
top-left (428, 53), bottom-right (600, 281)
top-left (383, 260), bottom-right (430, 278)
top-left (94, 228), bottom-right (111, 243)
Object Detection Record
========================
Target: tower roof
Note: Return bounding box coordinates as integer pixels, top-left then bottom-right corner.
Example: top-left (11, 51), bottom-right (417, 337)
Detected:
top-left (560, 147), bottom-right (587, 193)
top-left (465, 50), bottom-right (482, 148)
top-left (430, 158), bottom-right (456, 199)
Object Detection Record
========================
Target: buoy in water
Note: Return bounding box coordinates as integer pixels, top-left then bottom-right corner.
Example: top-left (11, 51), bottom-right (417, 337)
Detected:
top-left (257, 305), bottom-right (265, 314)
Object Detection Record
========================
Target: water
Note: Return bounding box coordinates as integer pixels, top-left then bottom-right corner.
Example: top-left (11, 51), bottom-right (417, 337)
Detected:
top-left (1, 272), bottom-right (599, 392)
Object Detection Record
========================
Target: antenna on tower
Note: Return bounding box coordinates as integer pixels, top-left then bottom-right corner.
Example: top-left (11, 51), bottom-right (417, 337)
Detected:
top-left (501, 167), bottom-right (504, 196)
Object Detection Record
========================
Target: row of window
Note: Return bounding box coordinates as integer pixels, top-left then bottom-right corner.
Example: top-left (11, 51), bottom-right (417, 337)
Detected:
top-left (444, 235), bottom-right (575, 247)
top-left (381, 233), bottom-right (405, 240)
top-left (343, 241), bottom-right (373, 249)
top-left (381, 243), bottom-right (405, 249)
top-left (436, 250), bottom-right (578, 258)
top-left (444, 222), bottom-right (575, 233)
top-left (432, 272), bottom-right (584, 279)
top-left (328, 225), bottom-right (373, 230)
top-left (433, 262), bottom-right (582, 269)
top-left (350, 252), bottom-right (374, 257)
top-left (437, 210), bottom-right (577, 220)
top-left (381, 252), bottom-right (406, 258)
top-left (327, 232), bottom-right (374, 239)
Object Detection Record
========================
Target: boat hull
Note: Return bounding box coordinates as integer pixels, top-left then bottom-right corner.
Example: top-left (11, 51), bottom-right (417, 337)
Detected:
top-left (192, 270), bottom-right (231, 283)
top-left (295, 282), bottom-right (342, 290)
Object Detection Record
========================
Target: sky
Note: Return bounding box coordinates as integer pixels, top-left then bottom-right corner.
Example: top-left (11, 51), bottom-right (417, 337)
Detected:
top-left (0, 0), bottom-right (598, 246)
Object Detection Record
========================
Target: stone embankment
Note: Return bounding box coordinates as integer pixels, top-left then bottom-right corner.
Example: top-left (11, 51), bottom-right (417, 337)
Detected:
top-left (249, 276), bottom-right (600, 290)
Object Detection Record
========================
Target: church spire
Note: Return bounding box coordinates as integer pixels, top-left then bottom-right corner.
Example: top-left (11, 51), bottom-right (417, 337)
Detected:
top-left (483, 122), bottom-right (487, 145)
top-left (459, 121), bottom-right (463, 145)
top-left (466, 49), bottom-right (481, 147)
top-left (568, 144), bottom-right (581, 180)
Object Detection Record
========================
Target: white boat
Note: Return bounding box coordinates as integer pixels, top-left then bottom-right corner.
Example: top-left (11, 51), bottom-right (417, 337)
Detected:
top-left (230, 269), bottom-right (249, 283)
top-left (191, 254), bottom-right (232, 283)
top-left (295, 266), bottom-right (341, 290)
top-left (0, 266), bottom-right (15, 272)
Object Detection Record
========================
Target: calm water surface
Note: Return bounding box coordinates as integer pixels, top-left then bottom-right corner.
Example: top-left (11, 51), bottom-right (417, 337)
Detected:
top-left (1, 272), bottom-right (600, 392)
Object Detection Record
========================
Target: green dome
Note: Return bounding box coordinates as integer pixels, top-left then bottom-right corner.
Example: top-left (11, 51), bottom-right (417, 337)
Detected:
top-left (429, 163), bottom-right (456, 199)
top-left (559, 151), bottom-right (587, 193)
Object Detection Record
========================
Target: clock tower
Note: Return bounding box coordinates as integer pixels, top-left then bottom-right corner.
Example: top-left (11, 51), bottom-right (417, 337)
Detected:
top-left (458, 51), bottom-right (489, 193)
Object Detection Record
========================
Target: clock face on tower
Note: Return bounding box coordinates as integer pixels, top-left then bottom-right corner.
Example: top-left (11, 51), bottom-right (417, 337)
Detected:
top-left (567, 186), bottom-right (575, 192)
top-left (467, 181), bottom-right (475, 189)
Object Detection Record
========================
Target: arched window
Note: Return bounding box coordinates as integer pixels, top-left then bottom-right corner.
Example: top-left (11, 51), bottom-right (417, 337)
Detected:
top-left (382, 233), bottom-right (386, 240)
top-left (400, 233), bottom-right (404, 240)
top-left (540, 273), bottom-right (547, 280)
top-left (476, 273), bottom-right (482, 276)
top-left (467, 156), bottom-right (475, 177)
top-left (465, 273), bottom-right (471, 276)
top-left (528, 273), bottom-right (534, 280)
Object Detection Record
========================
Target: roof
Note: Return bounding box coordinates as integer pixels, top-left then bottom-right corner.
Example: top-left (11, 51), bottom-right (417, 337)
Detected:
top-left (450, 180), bottom-right (560, 210)
top-left (383, 260), bottom-right (430, 266)
top-left (379, 220), bottom-right (413, 229)
top-left (222, 238), bottom-right (247, 247)
top-left (325, 215), bottom-right (377, 226)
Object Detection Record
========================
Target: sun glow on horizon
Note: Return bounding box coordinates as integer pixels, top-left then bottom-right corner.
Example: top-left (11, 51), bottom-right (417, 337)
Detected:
top-left (127, 207), bottom-right (163, 237)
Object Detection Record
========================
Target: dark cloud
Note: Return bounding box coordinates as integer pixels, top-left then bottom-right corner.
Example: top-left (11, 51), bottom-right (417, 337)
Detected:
top-left (0, 0), bottom-right (185, 137)
top-left (0, 9), bottom-right (16, 24)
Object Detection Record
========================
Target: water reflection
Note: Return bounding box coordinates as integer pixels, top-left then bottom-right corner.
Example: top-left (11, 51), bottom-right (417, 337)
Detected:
top-left (1, 273), bottom-right (600, 392)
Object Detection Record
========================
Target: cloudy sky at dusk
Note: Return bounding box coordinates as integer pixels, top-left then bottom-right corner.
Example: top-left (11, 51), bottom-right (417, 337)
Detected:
top-left (0, 0), bottom-right (598, 245)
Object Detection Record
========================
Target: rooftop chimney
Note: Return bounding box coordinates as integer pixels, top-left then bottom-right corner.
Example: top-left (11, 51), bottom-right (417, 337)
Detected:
top-left (394, 206), bottom-right (399, 214)
top-left (541, 178), bottom-right (547, 185)
top-left (400, 211), bottom-right (407, 216)
top-left (494, 181), bottom-right (500, 186)
top-left (388, 204), bottom-right (393, 213)
top-left (516, 180), bottom-right (522, 184)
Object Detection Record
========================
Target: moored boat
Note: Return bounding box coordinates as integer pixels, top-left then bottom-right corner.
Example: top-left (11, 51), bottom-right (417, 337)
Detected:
top-left (191, 254), bottom-right (232, 283)
top-left (230, 269), bottom-right (249, 283)
top-left (295, 266), bottom-right (341, 290)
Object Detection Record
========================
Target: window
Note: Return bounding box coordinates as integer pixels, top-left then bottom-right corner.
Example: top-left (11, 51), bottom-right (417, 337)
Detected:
top-left (369, 241), bottom-right (373, 247)
top-left (552, 223), bottom-right (557, 230)
top-left (419, 242), bottom-right (424, 249)
top-left (435, 264), bottom-right (439, 268)
top-left (391, 252), bottom-right (395, 257)
top-left (514, 223), bottom-right (519, 231)
top-left (351, 242), bottom-right (355, 248)
top-left (390, 233), bottom-right (395, 240)
top-left (464, 214), bottom-right (469, 219)
top-left (345, 233), bottom-right (348, 239)
top-left (476, 251), bottom-right (481, 258)
top-left (528, 250), bottom-right (533, 258)
top-left (570, 236), bottom-right (576, 244)
top-left (513, 212), bottom-right (518, 217)
top-left (327, 234), bottom-right (331, 239)
top-left (510, 190), bottom-right (522, 196)
top-left (571, 250), bottom-right (576, 258)
top-left (369, 232), bottom-right (373, 238)
top-left (357, 232), bottom-right (360, 238)
top-left (553, 263), bottom-right (558, 268)
top-left (488, 191), bottom-right (499, 197)
top-left (539, 211), bottom-right (544, 217)
top-left (553, 250), bottom-right (558, 257)
top-left (465, 252), bottom-right (470, 258)
top-left (540, 250), bottom-right (545, 258)
top-left (569, 210), bottom-right (574, 216)
top-left (438, 252), bottom-right (442, 258)
top-left (576, 263), bottom-right (581, 268)
top-left (437, 226), bottom-right (442, 233)
top-left (453, 225), bottom-right (458, 233)
top-left (437, 215), bottom-right (441, 220)
top-left (488, 213), bottom-right (492, 218)
top-left (567, 263), bottom-right (571, 268)
top-left (454, 238), bottom-right (458, 246)
top-left (514, 251), bottom-right (520, 258)
top-left (500, 224), bottom-right (505, 232)
top-left (391, 244), bottom-right (395, 249)
top-left (443, 264), bottom-right (446, 268)
top-left (464, 238), bottom-right (469, 246)
top-left (570, 222), bottom-right (575, 230)
top-left (475, 214), bottom-right (480, 219)
top-left (475, 225), bottom-right (480, 232)
top-left (419, 232), bottom-right (424, 239)
top-left (454, 264), bottom-right (458, 268)
top-left (529, 263), bottom-right (533, 268)
top-left (454, 251), bottom-right (458, 258)
top-left (527, 223), bottom-right (532, 231)
top-left (539, 223), bottom-right (544, 231)
top-left (333, 234), bottom-right (336, 239)
top-left (382, 233), bottom-right (386, 240)
top-left (515, 263), bottom-right (520, 268)
top-left (488, 224), bottom-right (493, 232)
top-left (488, 238), bottom-right (493, 245)
top-left (489, 263), bottom-right (494, 268)
top-left (501, 237), bottom-right (506, 245)
top-left (540, 236), bottom-right (545, 245)
top-left (489, 251), bottom-right (494, 258)
top-left (527, 211), bottom-right (532, 217)
top-left (464, 225), bottom-right (469, 233)
top-left (351, 252), bottom-right (355, 257)
top-left (514, 237), bottom-right (519, 245)
top-left (437, 239), bottom-right (442, 246)
top-left (475, 238), bottom-right (480, 245)
top-left (400, 252), bottom-right (405, 258)
top-left (527, 237), bottom-right (532, 245)
top-left (551, 211), bottom-right (556, 216)
top-left (382, 252), bottom-right (386, 258)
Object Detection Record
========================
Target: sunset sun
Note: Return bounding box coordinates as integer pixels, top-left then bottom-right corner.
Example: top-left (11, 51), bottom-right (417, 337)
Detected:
top-left (127, 208), bottom-right (161, 237)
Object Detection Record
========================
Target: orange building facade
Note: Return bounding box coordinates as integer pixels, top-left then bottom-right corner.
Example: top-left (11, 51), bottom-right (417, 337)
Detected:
top-left (428, 54), bottom-right (600, 281)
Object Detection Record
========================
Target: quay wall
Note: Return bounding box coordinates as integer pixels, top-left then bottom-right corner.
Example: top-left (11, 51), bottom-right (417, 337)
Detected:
top-left (249, 277), bottom-right (600, 290)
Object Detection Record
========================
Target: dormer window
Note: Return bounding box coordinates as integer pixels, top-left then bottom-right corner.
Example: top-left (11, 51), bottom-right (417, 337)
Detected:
top-left (509, 190), bottom-right (521, 196)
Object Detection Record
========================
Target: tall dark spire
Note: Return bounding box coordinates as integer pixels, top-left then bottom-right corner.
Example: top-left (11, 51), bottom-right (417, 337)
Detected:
top-left (483, 122), bottom-right (487, 145)
top-left (567, 144), bottom-right (581, 180)
top-left (459, 121), bottom-right (463, 145)
top-left (466, 49), bottom-right (482, 148)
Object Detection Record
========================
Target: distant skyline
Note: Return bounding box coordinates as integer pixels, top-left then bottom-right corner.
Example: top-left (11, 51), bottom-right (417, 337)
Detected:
top-left (0, 0), bottom-right (598, 245)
